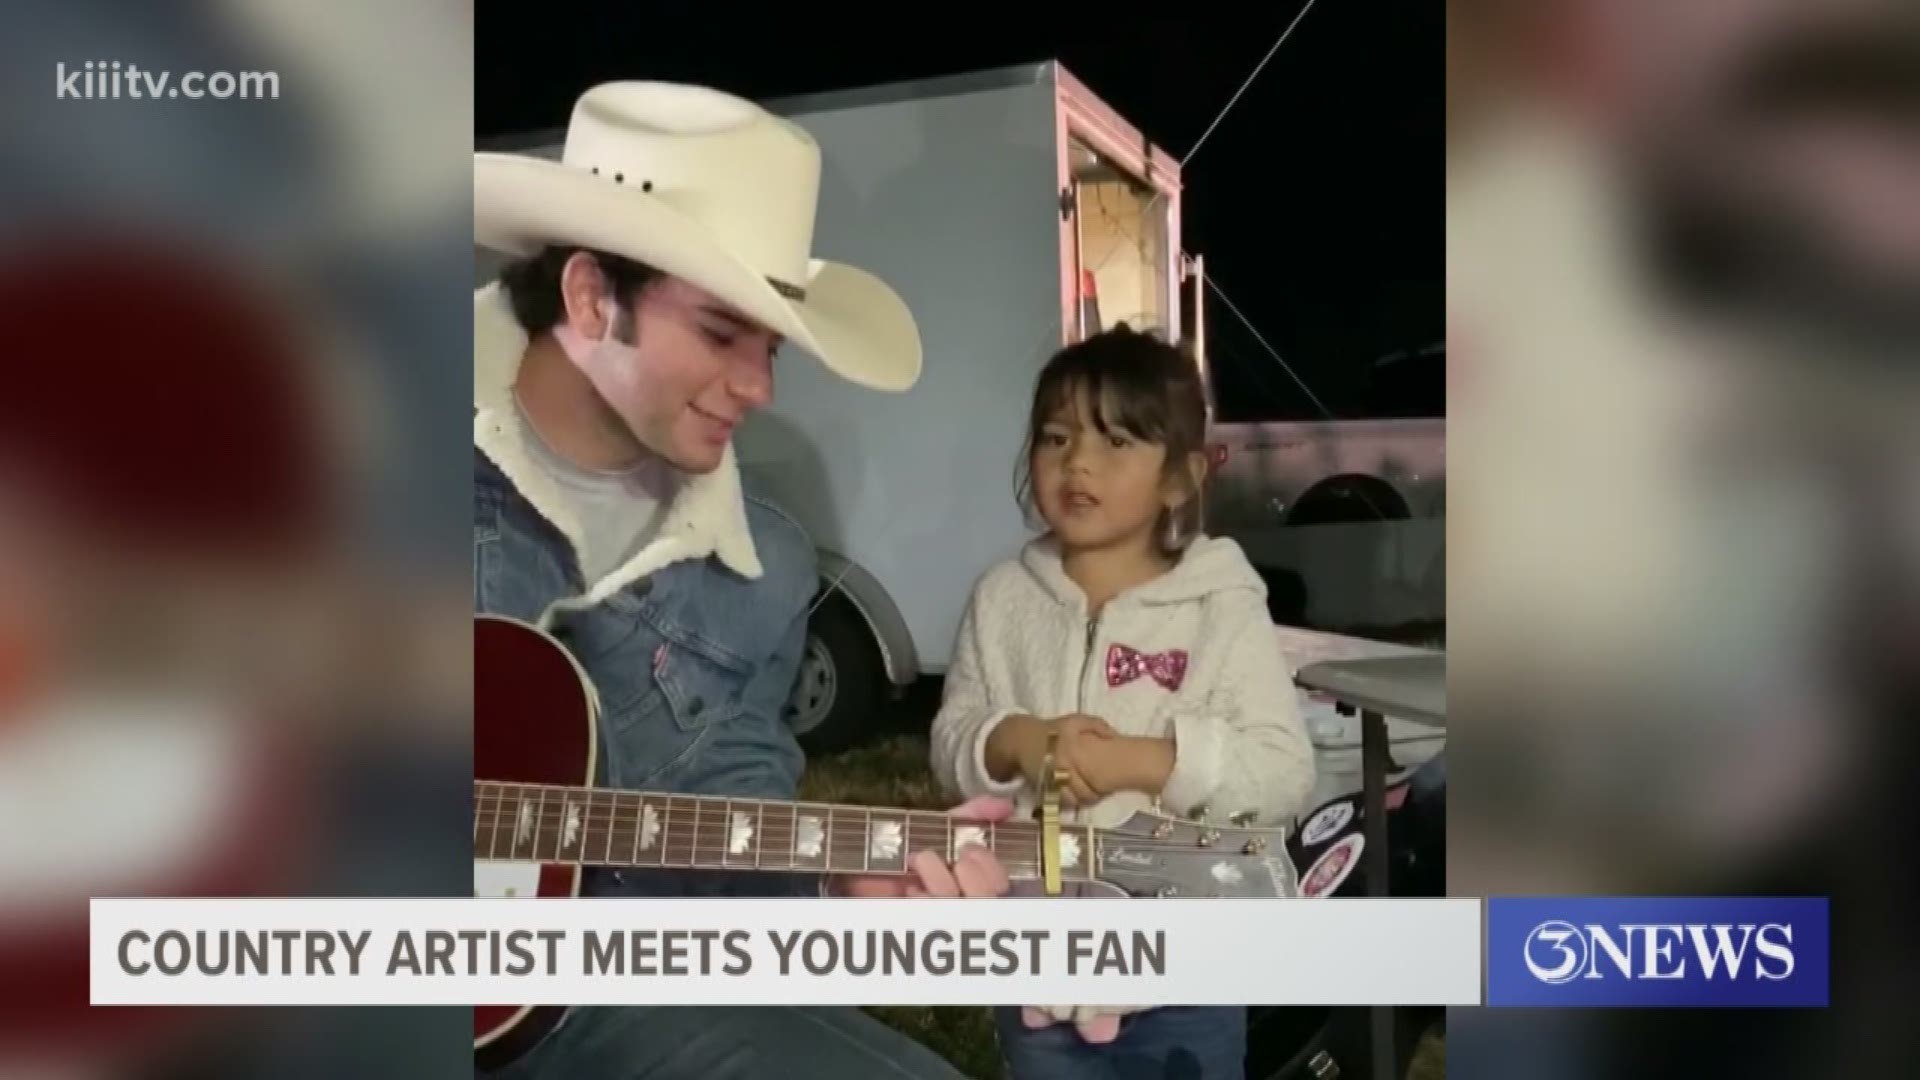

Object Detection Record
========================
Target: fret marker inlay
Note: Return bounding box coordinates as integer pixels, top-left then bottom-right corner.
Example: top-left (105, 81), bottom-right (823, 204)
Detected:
top-left (796, 815), bottom-right (824, 858)
top-left (1059, 833), bottom-right (1081, 870)
top-left (637, 804), bottom-right (660, 851)
top-left (729, 811), bottom-right (754, 856)
top-left (562, 802), bottom-right (581, 850)
top-left (954, 825), bottom-right (986, 852)
top-left (515, 799), bottom-right (534, 848)
top-left (870, 820), bottom-right (903, 861)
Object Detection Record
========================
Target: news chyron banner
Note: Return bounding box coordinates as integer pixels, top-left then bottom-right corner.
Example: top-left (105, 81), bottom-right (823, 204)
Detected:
top-left (89, 896), bottom-right (1830, 1008)
top-left (90, 898), bottom-right (1481, 1007)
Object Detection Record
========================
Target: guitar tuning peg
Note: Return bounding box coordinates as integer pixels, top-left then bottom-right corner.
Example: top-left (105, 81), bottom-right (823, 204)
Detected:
top-left (1230, 810), bottom-right (1257, 827)
top-left (1189, 803), bottom-right (1210, 822)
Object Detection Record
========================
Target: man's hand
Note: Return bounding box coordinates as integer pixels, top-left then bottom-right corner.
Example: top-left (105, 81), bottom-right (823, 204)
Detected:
top-left (831, 795), bottom-right (1014, 898)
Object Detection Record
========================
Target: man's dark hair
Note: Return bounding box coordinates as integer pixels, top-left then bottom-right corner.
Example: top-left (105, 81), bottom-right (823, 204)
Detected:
top-left (497, 244), bottom-right (663, 334)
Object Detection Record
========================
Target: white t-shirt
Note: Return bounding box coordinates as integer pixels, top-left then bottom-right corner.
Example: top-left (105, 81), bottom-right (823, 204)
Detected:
top-left (515, 399), bottom-right (679, 585)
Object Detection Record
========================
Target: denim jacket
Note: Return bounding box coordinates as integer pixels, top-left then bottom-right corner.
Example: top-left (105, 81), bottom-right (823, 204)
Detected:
top-left (473, 284), bottom-right (821, 899)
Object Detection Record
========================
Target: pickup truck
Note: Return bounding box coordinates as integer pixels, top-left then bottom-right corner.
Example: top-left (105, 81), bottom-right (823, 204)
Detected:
top-left (1204, 344), bottom-right (1445, 635)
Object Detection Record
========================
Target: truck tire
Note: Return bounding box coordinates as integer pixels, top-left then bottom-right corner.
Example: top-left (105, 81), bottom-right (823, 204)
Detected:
top-left (787, 591), bottom-right (886, 753)
top-left (1287, 475), bottom-right (1408, 527)
top-left (1257, 565), bottom-right (1309, 626)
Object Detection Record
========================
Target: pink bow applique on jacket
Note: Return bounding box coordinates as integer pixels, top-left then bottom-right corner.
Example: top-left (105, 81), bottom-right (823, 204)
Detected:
top-left (1106, 643), bottom-right (1188, 691)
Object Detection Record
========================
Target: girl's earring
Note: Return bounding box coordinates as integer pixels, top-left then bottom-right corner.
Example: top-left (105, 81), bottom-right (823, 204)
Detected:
top-left (1161, 510), bottom-right (1186, 551)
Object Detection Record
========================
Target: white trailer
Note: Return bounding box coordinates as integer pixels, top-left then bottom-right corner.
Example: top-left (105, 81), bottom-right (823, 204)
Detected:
top-left (734, 63), bottom-right (1203, 746)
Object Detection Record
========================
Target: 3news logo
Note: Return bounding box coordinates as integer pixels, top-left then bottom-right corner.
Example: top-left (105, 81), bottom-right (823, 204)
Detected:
top-left (1486, 897), bottom-right (1829, 1007)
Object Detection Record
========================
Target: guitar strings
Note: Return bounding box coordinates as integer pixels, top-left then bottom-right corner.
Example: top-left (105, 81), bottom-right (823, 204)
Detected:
top-left (470, 792), bottom-right (1073, 874)
top-left (471, 801), bottom-right (1276, 857)
top-left (472, 789), bottom-right (1287, 853)
top-left (471, 782), bottom-right (1290, 843)
top-left (471, 791), bottom-right (1277, 879)
top-left (470, 787), bottom-right (1289, 856)
top-left (469, 792), bottom-right (1062, 846)
top-left (471, 803), bottom-right (1062, 865)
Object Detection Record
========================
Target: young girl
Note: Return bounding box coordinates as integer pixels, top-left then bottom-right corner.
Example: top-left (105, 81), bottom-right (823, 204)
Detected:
top-left (931, 326), bottom-right (1316, 1078)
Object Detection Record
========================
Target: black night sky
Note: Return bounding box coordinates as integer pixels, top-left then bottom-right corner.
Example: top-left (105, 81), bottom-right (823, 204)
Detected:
top-left (477, 1), bottom-right (1441, 421)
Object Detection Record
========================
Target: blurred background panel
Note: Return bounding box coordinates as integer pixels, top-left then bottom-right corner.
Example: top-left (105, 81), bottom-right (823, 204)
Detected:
top-left (1449, 0), bottom-right (1916, 1076)
top-left (0, 1), bottom-right (472, 1077)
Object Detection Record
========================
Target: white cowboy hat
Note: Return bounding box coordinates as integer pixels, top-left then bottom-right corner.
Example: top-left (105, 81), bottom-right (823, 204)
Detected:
top-left (474, 81), bottom-right (921, 392)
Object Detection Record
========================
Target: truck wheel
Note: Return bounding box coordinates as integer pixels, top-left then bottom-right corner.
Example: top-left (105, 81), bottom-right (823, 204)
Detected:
top-left (1257, 565), bottom-right (1309, 626)
top-left (787, 591), bottom-right (886, 753)
top-left (1287, 475), bottom-right (1409, 526)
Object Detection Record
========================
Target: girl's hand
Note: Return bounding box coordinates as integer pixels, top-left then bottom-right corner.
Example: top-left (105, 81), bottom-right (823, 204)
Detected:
top-left (1073, 735), bottom-right (1177, 800)
top-left (1020, 1004), bottom-right (1136, 1043)
top-left (1043, 714), bottom-right (1115, 804)
top-left (983, 714), bottom-right (1052, 784)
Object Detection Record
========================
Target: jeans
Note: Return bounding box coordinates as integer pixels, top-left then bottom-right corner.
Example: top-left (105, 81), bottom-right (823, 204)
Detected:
top-left (994, 1006), bottom-right (1247, 1080)
top-left (482, 1004), bottom-right (970, 1080)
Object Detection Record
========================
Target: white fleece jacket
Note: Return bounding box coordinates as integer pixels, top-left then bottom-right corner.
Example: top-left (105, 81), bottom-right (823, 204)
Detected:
top-left (931, 535), bottom-right (1316, 832)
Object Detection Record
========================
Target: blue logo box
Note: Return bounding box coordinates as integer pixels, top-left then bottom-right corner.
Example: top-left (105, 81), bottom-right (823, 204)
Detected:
top-left (1486, 897), bottom-right (1829, 1007)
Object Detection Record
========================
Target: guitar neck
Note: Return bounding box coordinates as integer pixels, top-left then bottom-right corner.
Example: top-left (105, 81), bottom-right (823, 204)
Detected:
top-left (474, 780), bottom-right (1096, 884)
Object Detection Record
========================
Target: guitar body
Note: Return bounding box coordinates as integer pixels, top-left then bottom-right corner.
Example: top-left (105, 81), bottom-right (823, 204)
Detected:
top-left (473, 614), bottom-right (597, 1066)
top-left (469, 617), bottom-right (1301, 1066)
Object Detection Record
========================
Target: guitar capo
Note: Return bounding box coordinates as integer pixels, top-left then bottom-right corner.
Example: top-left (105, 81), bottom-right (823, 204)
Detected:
top-left (1039, 732), bottom-right (1067, 896)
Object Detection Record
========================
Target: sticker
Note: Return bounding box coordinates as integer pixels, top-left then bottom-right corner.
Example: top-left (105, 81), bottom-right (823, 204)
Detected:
top-left (1299, 800), bottom-right (1355, 846)
top-left (1300, 833), bottom-right (1363, 899)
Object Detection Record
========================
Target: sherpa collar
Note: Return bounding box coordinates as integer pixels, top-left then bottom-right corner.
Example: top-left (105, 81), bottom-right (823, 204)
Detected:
top-left (473, 282), bottom-right (763, 619)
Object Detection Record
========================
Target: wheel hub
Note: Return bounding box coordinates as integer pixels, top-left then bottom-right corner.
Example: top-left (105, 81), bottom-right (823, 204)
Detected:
top-left (788, 633), bottom-right (838, 732)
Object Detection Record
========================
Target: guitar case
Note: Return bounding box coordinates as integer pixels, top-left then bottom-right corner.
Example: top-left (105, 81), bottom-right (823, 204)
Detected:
top-left (1244, 754), bottom-right (1446, 1079)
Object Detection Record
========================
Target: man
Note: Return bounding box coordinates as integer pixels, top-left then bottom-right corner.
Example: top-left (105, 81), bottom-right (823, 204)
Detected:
top-left (472, 82), bottom-right (1008, 1076)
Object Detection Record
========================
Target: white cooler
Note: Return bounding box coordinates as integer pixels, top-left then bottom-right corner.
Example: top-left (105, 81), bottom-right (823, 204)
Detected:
top-left (1274, 625), bottom-right (1446, 811)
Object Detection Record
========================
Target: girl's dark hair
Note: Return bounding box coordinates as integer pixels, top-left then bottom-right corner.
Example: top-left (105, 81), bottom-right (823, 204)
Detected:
top-left (1016, 324), bottom-right (1209, 554)
top-left (498, 244), bottom-right (662, 334)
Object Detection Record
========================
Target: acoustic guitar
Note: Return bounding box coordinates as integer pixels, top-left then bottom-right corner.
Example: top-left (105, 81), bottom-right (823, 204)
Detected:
top-left (473, 613), bottom-right (1298, 1066)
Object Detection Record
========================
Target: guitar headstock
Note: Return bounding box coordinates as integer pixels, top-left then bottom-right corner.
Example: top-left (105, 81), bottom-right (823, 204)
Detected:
top-left (1092, 807), bottom-right (1300, 899)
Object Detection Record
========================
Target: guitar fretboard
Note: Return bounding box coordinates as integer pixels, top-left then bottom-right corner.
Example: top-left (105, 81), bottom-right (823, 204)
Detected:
top-left (473, 781), bottom-right (1095, 883)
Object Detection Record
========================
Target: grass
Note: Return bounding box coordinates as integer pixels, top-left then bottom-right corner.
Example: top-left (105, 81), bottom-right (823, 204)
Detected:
top-left (799, 707), bottom-right (1446, 1079)
top-left (799, 730), bottom-right (954, 810)
top-left (1409, 1027), bottom-right (1445, 1080)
